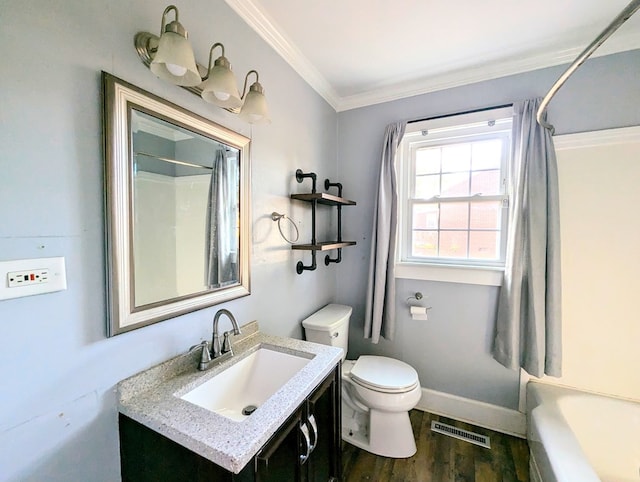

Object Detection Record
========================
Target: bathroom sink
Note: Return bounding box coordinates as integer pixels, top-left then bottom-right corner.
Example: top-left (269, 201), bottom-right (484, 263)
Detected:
top-left (179, 346), bottom-right (312, 421)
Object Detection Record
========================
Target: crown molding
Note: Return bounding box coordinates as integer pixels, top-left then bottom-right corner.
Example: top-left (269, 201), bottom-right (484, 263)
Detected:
top-left (226, 0), bottom-right (640, 112)
top-left (336, 30), bottom-right (640, 112)
top-left (224, 0), bottom-right (341, 109)
top-left (554, 125), bottom-right (640, 150)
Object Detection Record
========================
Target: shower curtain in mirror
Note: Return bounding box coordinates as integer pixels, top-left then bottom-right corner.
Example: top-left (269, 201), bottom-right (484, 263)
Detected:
top-left (493, 98), bottom-right (562, 377)
top-left (364, 122), bottom-right (406, 343)
top-left (205, 147), bottom-right (238, 288)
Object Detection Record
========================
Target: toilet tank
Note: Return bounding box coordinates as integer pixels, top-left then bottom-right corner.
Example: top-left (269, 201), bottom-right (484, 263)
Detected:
top-left (301, 304), bottom-right (352, 360)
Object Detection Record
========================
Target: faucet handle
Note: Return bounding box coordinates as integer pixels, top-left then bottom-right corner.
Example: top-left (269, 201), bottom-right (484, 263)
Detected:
top-left (222, 330), bottom-right (236, 355)
top-left (189, 341), bottom-right (212, 370)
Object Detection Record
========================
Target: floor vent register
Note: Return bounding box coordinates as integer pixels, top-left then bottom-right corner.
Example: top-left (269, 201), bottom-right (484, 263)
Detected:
top-left (430, 421), bottom-right (491, 449)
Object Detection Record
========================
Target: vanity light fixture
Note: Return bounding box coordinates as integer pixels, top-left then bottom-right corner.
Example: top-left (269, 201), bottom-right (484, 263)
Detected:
top-left (201, 43), bottom-right (243, 109)
top-left (148, 5), bottom-right (200, 86)
top-left (134, 4), bottom-right (269, 124)
top-left (239, 70), bottom-right (270, 124)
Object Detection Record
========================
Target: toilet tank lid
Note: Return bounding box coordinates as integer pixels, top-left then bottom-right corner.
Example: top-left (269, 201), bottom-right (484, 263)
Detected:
top-left (301, 304), bottom-right (352, 331)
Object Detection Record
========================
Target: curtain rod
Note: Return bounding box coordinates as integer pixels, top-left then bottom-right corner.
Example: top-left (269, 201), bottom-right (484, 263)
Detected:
top-left (407, 103), bottom-right (514, 125)
top-left (135, 152), bottom-right (213, 170)
top-left (537, 0), bottom-right (640, 134)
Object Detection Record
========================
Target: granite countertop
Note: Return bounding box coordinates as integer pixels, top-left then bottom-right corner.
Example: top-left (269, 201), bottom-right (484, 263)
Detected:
top-left (117, 321), bottom-right (343, 474)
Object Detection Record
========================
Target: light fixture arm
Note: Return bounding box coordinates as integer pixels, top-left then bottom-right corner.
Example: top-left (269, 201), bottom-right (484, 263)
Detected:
top-left (159, 5), bottom-right (186, 37)
top-left (203, 43), bottom-right (226, 81)
top-left (240, 70), bottom-right (260, 98)
top-left (207, 43), bottom-right (225, 69)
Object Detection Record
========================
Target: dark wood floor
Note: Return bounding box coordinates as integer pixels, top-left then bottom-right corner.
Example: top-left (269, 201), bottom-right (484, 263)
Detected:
top-left (342, 410), bottom-right (529, 482)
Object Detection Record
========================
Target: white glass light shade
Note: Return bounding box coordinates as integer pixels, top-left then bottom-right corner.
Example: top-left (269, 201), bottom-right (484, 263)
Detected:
top-left (201, 63), bottom-right (242, 109)
top-left (150, 31), bottom-right (201, 87)
top-left (239, 84), bottom-right (270, 124)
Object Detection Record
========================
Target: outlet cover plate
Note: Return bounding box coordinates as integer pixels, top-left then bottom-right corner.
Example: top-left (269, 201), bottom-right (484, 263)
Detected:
top-left (0, 257), bottom-right (67, 300)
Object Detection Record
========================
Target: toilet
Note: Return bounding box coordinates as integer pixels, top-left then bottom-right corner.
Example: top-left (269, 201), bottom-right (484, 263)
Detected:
top-left (302, 304), bottom-right (421, 458)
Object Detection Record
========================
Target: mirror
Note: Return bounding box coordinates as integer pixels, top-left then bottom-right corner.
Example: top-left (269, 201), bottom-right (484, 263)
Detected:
top-left (103, 72), bottom-right (250, 336)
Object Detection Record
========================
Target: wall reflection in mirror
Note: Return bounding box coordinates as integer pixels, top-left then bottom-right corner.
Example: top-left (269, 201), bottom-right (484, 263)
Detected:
top-left (103, 73), bottom-right (250, 336)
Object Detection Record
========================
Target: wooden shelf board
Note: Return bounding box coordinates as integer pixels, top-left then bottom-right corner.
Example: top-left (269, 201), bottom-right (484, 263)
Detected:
top-left (291, 241), bottom-right (356, 251)
top-left (290, 192), bottom-right (356, 206)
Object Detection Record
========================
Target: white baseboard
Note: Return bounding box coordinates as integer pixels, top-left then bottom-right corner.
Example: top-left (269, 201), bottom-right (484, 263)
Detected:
top-left (415, 387), bottom-right (527, 438)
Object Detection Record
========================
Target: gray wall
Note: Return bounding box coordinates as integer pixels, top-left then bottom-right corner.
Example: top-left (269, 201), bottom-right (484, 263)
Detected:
top-left (336, 49), bottom-right (640, 410)
top-left (1, 0), bottom-right (639, 478)
top-left (0, 1), bottom-right (337, 480)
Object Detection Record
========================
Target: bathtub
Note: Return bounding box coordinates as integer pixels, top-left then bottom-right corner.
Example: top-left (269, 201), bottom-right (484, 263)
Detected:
top-left (527, 382), bottom-right (640, 482)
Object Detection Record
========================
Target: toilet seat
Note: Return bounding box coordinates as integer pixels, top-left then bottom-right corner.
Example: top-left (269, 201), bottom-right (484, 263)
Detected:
top-left (349, 356), bottom-right (419, 394)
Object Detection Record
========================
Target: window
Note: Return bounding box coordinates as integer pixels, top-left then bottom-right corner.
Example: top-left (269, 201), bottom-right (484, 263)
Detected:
top-left (397, 107), bottom-right (512, 281)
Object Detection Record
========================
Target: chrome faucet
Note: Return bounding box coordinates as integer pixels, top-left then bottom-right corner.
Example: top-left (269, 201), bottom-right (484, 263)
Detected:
top-left (212, 309), bottom-right (242, 359)
top-left (189, 309), bottom-right (242, 371)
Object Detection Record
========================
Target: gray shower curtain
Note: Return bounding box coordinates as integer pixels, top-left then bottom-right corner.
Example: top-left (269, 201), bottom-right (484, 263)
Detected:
top-left (364, 122), bottom-right (406, 343)
top-left (205, 147), bottom-right (238, 288)
top-left (493, 98), bottom-right (562, 377)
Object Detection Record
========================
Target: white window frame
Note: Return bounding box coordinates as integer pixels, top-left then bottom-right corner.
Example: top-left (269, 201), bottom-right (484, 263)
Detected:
top-left (396, 107), bottom-right (513, 286)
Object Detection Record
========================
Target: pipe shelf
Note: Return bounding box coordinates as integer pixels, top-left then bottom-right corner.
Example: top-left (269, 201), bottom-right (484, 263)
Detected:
top-left (290, 169), bottom-right (356, 273)
top-left (291, 241), bottom-right (356, 251)
top-left (290, 192), bottom-right (356, 206)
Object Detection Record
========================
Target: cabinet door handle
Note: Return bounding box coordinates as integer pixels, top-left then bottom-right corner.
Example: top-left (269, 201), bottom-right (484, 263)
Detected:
top-left (299, 422), bottom-right (311, 464)
top-left (308, 414), bottom-right (318, 453)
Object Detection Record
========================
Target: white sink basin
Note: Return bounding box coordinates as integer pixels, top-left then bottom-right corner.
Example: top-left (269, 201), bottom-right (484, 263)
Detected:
top-left (179, 346), bottom-right (312, 421)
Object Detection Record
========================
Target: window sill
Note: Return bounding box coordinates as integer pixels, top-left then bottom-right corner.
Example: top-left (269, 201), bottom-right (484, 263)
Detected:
top-left (395, 263), bottom-right (503, 286)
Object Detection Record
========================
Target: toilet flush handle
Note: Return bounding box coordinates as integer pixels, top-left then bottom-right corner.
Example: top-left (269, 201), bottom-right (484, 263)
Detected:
top-left (331, 332), bottom-right (339, 338)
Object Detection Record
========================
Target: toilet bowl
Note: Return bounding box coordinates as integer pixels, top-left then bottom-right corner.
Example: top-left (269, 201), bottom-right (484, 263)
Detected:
top-left (302, 304), bottom-right (421, 458)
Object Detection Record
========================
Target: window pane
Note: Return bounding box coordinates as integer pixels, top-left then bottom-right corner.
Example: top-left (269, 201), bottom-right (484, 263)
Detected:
top-left (401, 112), bottom-right (511, 267)
top-left (472, 140), bottom-right (502, 170)
top-left (441, 143), bottom-right (471, 172)
top-left (412, 231), bottom-right (438, 257)
top-left (469, 231), bottom-right (499, 259)
top-left (413, 204), bottom-right (439, 229)
top-left (439, 231), bottom-right (468, 258)
top-left (440, 202), bottom-right (468, 229)
top-left (470, 169), bottom-right (501, 195)
top-left (470, 201), bottom-right (501, 229)
top-left (415, 174), bottom-right (440, 198)
top-left (416, 148), bottom-right (440, 174)
top-left (441, 172), bottom-right (469, 196)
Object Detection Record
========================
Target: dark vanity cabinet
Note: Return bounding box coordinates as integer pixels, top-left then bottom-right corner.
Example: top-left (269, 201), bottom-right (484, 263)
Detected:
top-left (119, 363), bottom-right (341, 482)
top-left (256, 366), bottom-right (341, 482)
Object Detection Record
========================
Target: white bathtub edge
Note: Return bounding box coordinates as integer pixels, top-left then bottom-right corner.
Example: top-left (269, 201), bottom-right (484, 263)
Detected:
top-left (527, 382), bottom-right (604, 482)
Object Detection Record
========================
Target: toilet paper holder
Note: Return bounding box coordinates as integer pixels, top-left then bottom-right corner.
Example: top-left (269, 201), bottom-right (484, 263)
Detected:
top-left (406, 292), bottom-right (432, 315)
top-left (406, 292), bottom-right (422, 303)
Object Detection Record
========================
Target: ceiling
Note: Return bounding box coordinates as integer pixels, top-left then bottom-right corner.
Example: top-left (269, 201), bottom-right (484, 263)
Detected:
top-left (224, 0), bottom-right (640, 111)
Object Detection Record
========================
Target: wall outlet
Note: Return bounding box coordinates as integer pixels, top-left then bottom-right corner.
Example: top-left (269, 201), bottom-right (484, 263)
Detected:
top-left (8, 268), bottom-right (50, 287)
top-left (0, 257), bottom-right (67, 300)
